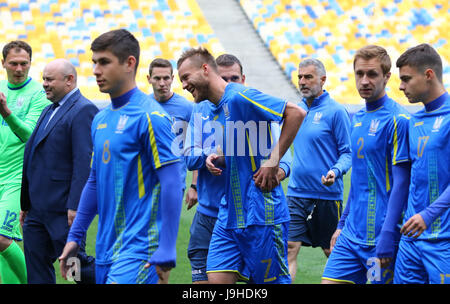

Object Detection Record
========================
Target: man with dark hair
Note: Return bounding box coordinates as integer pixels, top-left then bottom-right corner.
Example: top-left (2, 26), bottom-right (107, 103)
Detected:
top-left (147, 58), bottom-right (196, 283)
top-left (215, 54), bottom-right (246, 84)
top-left (147, 58), bottom-right (196, 209)
top-left (322, 45), bottom-right (410, 284)
top-left (0, 40), bottom-right (50, 284)
top-left (2, 41), bottom-right (32, 63)
top-left (381, 43), bottom-right (450, 284)
top-left (59, 29), bottom-right (183, 284)
top-left (90, 29), bottom-right (140, 73)
top-left (178, 47), bottom-right (305, 284)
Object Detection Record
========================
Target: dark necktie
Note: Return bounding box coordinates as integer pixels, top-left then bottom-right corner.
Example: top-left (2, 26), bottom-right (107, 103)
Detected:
top-left (34, 102), bottom-right (59, 143)
top-left (44, 102), bottom-right (60, 129)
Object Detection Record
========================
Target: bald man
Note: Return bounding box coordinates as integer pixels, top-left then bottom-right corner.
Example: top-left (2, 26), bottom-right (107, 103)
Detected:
top-left (20, 59), bottom-right (98, 283)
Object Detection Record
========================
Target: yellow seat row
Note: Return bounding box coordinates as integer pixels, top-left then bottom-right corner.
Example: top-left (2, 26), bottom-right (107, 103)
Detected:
top-left (0, 0), bottom-right (225, 102)
top-left (239, 0), bottom-right (449, 105)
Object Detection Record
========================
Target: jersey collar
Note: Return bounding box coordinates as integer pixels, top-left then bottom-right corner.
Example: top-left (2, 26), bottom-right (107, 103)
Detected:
top-left (7, 77), bottom-right (32, 90)
top-left (302, 90), bottom-right (329, 109)
top-left (111, 87), bottom-right (138, 109)
top-left (425, 92), bottom-right (448, 112)
top-left (365, 94), bottom-right (388, 112)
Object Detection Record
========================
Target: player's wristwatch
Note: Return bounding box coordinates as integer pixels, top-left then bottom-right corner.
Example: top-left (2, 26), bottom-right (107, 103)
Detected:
top-left (190, 184), bottom-right (197, 191)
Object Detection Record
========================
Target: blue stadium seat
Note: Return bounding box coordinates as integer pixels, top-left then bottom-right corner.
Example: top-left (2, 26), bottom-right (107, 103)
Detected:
top-left (239, 0), bottom-right (449, 105)
top-left (0, 0), bottom-right (225, 102)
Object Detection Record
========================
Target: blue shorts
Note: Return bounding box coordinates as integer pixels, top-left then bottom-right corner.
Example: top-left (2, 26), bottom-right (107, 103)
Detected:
top-left (207, 221), bottom-right (291, 284)
top-left (287, 196), bottom-right (342, 248)
top-left (322, 233), bottom-right (395, 284)
top-left (95, 258), bottom-right (158, 284)
top-left (187, 211), bottom-right (217, 282)
top-left (394, 238), bottom-right (450, 284)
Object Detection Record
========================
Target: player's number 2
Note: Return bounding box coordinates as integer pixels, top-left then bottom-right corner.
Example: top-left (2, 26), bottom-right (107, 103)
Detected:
top-left (357, 137), bottom-right (364, 159)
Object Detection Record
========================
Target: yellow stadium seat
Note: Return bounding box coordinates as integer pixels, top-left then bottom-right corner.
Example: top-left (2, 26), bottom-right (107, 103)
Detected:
top-left (168, 0), bottom-right (178, 11)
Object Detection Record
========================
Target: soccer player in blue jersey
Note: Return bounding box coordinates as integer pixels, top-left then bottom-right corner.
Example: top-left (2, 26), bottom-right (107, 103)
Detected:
top-left (58, 29), bottom-right (183, 284)
top-left (147, 58), bottom-right (196, 201)
top-left (287, 58), bottom-right (352, 281)
top-left (183, 54), bottom-right (244, 284)
top-left (381, 44), bottom-right (450, 284)
top-left (147, 57), bottom-right (196, 283)
top-left (178, 47), bottom-right (305, 284)
top-left (322, 45), bottom-right (410, 284)
top-left (184, 53), bottom-right (292, 284)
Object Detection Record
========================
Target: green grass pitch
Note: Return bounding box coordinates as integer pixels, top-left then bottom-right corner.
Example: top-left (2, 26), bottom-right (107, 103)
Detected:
top-left (46, 169), bottom-right (351, 284)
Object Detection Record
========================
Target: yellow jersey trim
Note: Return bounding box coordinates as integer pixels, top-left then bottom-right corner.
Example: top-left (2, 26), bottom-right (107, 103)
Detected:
top-left (137, 154), bottom-right (145, 199)
top-left (146, 113), bottom-right (161, 169)
top-left (238, 92), bottom-right (283, 118)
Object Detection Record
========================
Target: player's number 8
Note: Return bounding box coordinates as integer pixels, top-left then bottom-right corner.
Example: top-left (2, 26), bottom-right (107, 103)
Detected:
top-left (102, 140), bottom-right (111, 164)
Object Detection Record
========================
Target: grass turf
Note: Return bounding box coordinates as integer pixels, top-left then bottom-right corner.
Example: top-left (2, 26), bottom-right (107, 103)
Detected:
top-left (43, 169), bottom-right (351, 284)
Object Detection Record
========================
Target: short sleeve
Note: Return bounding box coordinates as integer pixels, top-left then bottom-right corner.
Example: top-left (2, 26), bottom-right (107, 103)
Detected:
top-left (236, 88), bottom-right (287, 123)
top-left (391, 114), bottom-right (410, 165)
top-left (144, 111), bottom-right (180, 169)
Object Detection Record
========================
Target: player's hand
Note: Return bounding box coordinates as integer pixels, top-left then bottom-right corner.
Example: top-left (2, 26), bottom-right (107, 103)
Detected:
top-left (380, 257), bottom-right (393, 269)
top-left (277, 168), bottom-right (286, 181)
top-left (58, 241), bottom-right (80, 280)
top-left (321, 170), bottom-right (336, 187)
top-left (185, 186), bottom-right (198, 210)
top-left (400, 213), bottom-right (427, 238)
top-left (0, 92), bottom-right (11, 118)
top-left (253, 159), bottom-right (280, 192)
top-left (206, 153), bottom-right (224, 176)
top-left (143, 263), bottom-right (172, 284)
top-left (67, 209), bottom-right (77, 227)
top-left (19, 211), bottom-right (28, 227)
top-left (330, 229), bottom-right (342, 252)
top-left (155, 265), bottom-right (171, 284)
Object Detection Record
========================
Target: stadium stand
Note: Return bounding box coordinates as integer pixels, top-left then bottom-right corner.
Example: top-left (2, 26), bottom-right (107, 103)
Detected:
top-left (0, 0), bottom-right (448, 107)
top-left (239, 0), bottom-right (450, 105)
top-left (0, 0), bottom-right (225, 104)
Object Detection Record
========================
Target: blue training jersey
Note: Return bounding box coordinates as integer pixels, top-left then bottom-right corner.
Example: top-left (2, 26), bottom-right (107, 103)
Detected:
top-left (184, 100), bottom-right (227, 218)
top-left (287, 90), bottom-right (352, 201)
top-left (217, 82), bottom-right (289, 229)
top-left (91, 88), bottom-right (179, 265)
top-left (149, 92), bottom-right (193, 189)
top-left (404, 92), bottom-right (450, 241)
top-left (184, 99), bottom-right (293, 219)
top-left (342, 94), bottom-right (410, 246)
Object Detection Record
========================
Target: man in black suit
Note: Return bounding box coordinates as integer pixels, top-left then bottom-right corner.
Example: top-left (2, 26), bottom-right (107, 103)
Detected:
top-left (20, 59), bottom-right (98, 283)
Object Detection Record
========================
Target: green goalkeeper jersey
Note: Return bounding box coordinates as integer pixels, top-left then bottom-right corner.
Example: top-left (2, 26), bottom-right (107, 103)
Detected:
top-left (0, 77), bottom-right (50, 184)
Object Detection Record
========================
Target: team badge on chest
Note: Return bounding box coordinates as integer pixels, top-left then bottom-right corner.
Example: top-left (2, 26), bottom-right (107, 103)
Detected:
top-left (116, 115), bottom-right (129, 134)
top-left (432, 116), bottom-right (444, 132)
top-left (368, 119), bottom-right (380, 136)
